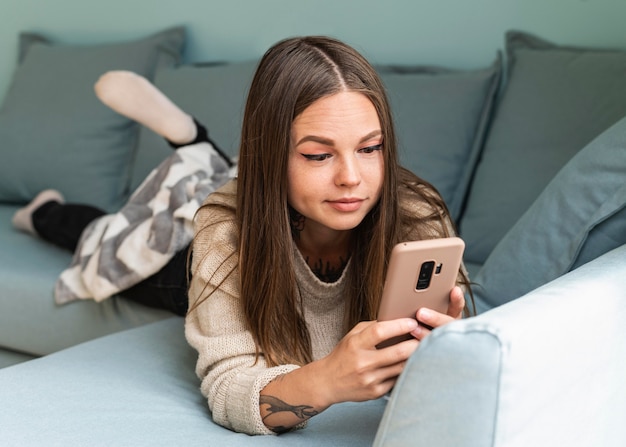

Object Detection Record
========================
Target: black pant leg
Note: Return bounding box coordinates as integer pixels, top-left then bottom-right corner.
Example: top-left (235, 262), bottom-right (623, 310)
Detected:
top-left (32, 202), bottom-right (106, 252)
top-left (167, 118), bottom-right (233, 167)
top-left (120, 245), bottom-right (191, 316)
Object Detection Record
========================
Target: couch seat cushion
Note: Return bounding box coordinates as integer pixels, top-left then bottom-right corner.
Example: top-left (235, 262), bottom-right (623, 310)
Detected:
top-left (0, 317), bottom-right (385, 446)
top-left (0, 205), bottom-right (171, 356)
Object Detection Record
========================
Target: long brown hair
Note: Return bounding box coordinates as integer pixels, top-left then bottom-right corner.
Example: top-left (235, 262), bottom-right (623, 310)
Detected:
top-left (195, 36), bottom-right (472, 367)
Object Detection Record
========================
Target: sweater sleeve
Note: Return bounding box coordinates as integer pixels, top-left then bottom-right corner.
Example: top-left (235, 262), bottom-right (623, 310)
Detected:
top-left (184, 181), bottom-right (300, 435)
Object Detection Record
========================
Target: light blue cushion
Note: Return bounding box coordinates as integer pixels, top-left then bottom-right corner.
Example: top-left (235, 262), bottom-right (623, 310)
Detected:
top-left (0, 205), bottom-right (171, 356)
top-left (471, 115), bottom-right (626, 313)
top-left (461, 30), bottom-right (626, 263)
top-left (0, 27), bottom-right (185, 211)
top-left (377, 56), bottom-right (501, 221)
top-left (375, 244), bottom-right (626, 446)
top-left (0, 317), bottom-right (386, 446)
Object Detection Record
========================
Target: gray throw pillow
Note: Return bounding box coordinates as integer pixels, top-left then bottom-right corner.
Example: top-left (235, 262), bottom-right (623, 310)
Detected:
top-left (0, 27), bottom-right (185, 211)
top-left (377, 57), bottom-right (501, 222)
top-left (472, 114), bottom-right (626, 314)
top-left (460, 30), bottom-right (626, 264)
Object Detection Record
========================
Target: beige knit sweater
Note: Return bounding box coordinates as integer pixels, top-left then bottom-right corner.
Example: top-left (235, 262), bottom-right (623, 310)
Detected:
top-left (185, 179), bottom-right (457, 435)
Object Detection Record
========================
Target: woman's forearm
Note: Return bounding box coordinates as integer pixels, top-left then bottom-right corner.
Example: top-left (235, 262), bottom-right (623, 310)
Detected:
top-left (259, 360), bottom-right (331, 433)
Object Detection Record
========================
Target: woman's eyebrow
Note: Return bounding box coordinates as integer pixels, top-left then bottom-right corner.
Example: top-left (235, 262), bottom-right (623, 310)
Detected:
top-left (295, 135), bottom-right (334, 147)
top-left (295, 130), bottom-right (382, 147)
top-left (359, 130), bottom-right (383, 143)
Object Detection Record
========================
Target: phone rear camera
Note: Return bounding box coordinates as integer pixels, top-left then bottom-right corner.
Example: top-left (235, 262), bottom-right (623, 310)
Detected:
top-left (416, 261), bottom-right (435, 290)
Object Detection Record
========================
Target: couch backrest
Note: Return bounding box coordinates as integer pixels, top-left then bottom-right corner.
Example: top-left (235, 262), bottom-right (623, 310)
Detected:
top-left (131, 30), bottom-right (626, 272)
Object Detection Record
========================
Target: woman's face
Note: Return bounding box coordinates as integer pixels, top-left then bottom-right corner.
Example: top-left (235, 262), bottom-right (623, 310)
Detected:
top-left (288, 91), bottom-right (384, 240)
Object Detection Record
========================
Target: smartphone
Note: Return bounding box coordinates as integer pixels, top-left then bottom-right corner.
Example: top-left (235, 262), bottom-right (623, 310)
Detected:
top-left (376, 237), bottom-right (465, 348)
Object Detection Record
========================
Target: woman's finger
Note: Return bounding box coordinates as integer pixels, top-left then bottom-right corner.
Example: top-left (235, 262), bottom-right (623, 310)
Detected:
top-left (415, 307), bottom-right (454, 331)
top-left (365, 318), bottom-right (418, 348)
top-left (447, 286), bottom-right (465, 319)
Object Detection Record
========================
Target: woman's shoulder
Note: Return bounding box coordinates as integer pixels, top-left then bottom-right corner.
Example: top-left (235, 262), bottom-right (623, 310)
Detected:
top-left (203, 178), bottom-right (237, 207)
top-left (194, 179), bottom-right (238, 251)
top-left (196, 179), bottom-right (237, 222)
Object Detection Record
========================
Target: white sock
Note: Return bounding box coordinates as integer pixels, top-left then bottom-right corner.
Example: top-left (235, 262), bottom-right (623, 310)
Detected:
top-left (12, 189), bottom-right (65, 235)
top-left (94, 70), bottom-right (196, 145)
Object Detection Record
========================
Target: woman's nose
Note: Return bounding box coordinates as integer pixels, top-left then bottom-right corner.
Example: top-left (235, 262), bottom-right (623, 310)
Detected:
top-left (335, 156), bottom-right (361, 187)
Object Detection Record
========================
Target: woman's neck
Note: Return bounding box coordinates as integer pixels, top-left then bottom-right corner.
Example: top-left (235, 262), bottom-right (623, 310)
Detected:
top-left (294, 230), bottom-right (351, 283)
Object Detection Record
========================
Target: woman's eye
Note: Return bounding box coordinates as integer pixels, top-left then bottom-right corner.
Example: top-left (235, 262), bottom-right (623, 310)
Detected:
top-left (302, 153), bottom-right (331, 162)
top-left (359, 144), bottom-right (383, 154)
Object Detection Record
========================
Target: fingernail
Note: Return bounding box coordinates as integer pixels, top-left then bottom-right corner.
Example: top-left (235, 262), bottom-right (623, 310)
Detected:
top-left (418, 308), bottom-right (431, 320)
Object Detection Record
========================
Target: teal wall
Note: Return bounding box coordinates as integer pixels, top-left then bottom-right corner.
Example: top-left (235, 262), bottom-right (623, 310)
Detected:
top-left (2, 0), bottom-right (626, 101)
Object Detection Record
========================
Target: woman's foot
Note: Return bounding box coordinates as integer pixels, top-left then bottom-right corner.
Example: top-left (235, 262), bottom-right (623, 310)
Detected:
top-left (94, 70), bottom-right (196, 145)
top-left (12, 190), bottom-right (65, 235)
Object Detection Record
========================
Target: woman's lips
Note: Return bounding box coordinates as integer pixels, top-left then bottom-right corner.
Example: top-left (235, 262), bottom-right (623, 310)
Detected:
top-left (326, 198), bottom-right (365, 212)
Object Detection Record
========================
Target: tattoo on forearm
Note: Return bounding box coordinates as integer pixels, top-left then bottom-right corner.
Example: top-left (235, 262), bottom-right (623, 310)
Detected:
top-left (260, 395), bottom-right (319, 433)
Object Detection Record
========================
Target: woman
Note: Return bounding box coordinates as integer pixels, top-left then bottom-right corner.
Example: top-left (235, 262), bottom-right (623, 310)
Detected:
top-left (185, 36), bottom-right (472, 435)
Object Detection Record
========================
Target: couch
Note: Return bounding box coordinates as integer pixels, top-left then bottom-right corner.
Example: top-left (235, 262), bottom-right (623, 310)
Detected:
top-left (0, 27), bottom-right (625, 446)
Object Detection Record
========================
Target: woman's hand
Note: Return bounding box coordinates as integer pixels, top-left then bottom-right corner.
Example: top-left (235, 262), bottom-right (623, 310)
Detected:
top-left (260, 288), bottom-right (467, 433)
top-left (411, 285), bottom-right (465, 341)
top-left (260, 317), bottom-right (420, 432)
top-left (314, 318), bottom-right (420, 405)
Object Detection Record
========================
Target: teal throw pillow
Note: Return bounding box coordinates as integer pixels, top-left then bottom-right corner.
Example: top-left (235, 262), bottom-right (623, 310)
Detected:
top-left (460, 30), bottom-right (626, 264)
top-left (472, 114), bottom-right (626, 313)
top-left (377, 56), bottom-right (501, 222)
top-left (0, 27), bottom-right (185, 211)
